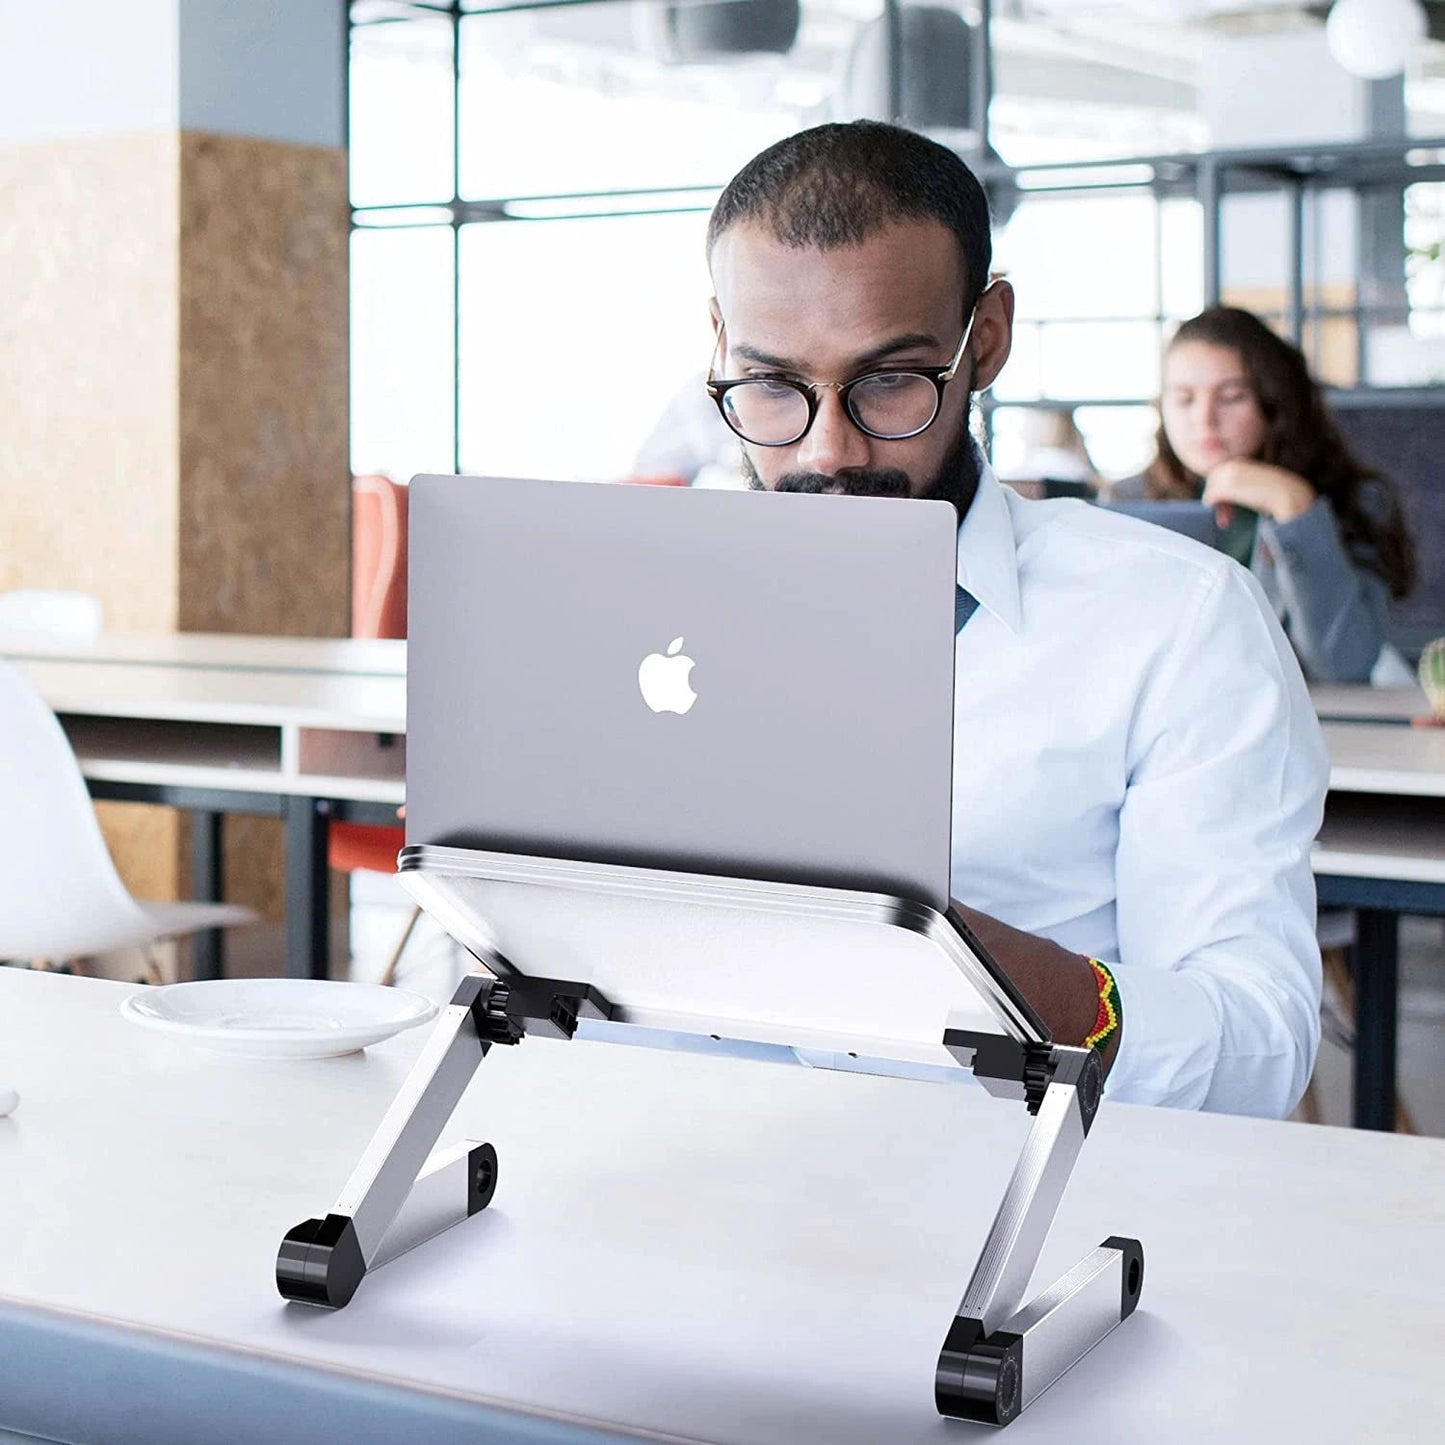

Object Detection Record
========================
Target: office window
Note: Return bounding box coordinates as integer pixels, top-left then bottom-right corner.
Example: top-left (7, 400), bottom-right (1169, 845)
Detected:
top-left (989, 403), bottom-right (1159, 487)
top-left (1368, 179), bottom-right (1445, 386)
top-left (350, 8), bottom-right (455, 207)
top-left (351, 225), bottom-right (457, 478)
top-left (458, 210), bottom-right (713, 480)
top-left (1002, 193), bottom-right (1160, 322)
top-left (349, 1), bottom-right (1444, 488)
top-left (456, 5), bottom-right (836, 200)
top-left (1406, 181), bottom-right (1445, 338)
top-left (1159, 198), bottom-right (1205, 322)
top-left (989, 190), bottom-right (1198, 463)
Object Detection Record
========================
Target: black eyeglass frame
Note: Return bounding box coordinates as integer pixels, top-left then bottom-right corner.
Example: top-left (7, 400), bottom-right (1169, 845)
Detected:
top-left (705, 284), bottom-right (992, 448)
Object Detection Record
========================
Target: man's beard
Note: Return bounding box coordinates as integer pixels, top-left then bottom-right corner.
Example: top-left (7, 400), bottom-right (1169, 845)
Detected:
top-left (742, 406), bottom-right (981, 522)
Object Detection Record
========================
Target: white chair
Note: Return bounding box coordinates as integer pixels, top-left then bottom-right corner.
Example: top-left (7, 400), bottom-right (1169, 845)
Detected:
top-left (0, 589), bottom-right (104, 636)
top-left (0, 659), bottom-right (255, 967)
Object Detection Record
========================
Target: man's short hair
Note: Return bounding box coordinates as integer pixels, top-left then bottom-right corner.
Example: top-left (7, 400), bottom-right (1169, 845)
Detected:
top-left (707, 121), bottom-right (993, 308)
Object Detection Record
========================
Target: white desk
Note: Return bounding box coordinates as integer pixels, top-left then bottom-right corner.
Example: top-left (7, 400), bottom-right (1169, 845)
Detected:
top-left (1313, 785), bottom-right (1445, 1130)
top-left (3, 635), bottom-right (1441, 1129)
top-left (1324, 720), bottom-right (1445, 797)
top-left (0, 629), bottom-right (405, 678)
top-left (0, 634), bottom-right (406, 800)
top-left (11, 646), bottom-right (1438, 813)
top-left (1315, 795), bottom-right (1445, 885)
top-left (0, 636), bottom-right (407, 982)
top-left (16, 656), bottom-right (406, 803)
top-left (1309, 682), bottom-right (1428, 724)
top-left (2, 969), bottom-right (1443, 1444)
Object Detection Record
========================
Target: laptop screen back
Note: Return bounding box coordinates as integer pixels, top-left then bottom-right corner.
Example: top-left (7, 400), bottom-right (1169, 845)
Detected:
top-left (405, 475), bottom-right (958, 910)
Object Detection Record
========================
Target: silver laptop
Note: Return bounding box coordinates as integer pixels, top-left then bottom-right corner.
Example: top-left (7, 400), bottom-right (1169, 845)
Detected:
top-left (405, 474), bottom-right (959, 912)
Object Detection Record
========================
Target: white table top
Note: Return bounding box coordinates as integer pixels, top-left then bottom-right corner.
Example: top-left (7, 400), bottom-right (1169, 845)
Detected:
top-left (0, 645), bottom-right (1421, 719)
top-left (7, 635), bottom-right (1445, 855)
top-left (1309, 683), bottom-right (1429, 723)
top-left (2, 969), bottom-right (1442, 1444)
top-left (9, 656), bottom-right (405, 733)
top-left (2, 650), bottom-right (406, 803)
top-left (1323, 720), bottom-right (1445, 797)
top-left (7, 638), bottom-right (1440, 802)
top-left (0, 630), bottom-right (405, 678)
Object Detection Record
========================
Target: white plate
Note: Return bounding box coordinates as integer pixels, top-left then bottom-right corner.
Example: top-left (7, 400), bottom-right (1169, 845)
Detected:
top-left (121, 979), bottom-right (438, 1059)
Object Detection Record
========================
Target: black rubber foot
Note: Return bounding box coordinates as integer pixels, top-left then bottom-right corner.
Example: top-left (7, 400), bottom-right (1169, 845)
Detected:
top-left (468, 1141), bottom-right (499, 1213)
top-left (1104, 1235), bottom-right (1145, 1318)
top-left (277, 1213), bottom-right (366, 1309)
top-left (934, 1316), bottom-right (1023, 1426)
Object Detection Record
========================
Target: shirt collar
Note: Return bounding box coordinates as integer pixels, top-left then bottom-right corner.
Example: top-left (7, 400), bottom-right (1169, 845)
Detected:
top-left (956, 455), bottom-right (1023, 634)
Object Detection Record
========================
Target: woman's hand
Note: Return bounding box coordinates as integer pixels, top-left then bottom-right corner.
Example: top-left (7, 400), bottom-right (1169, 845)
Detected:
top-left (1202, 458), bottom-right (1317, 527)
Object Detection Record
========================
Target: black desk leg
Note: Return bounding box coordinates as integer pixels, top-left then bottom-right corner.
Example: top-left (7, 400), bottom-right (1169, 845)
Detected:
top-left (1353, 909), bottom-right (1399, 1132)
top-left (191, 809), bottom-right (225, 981)
top-left (285, 796), bottom-right (332, 981)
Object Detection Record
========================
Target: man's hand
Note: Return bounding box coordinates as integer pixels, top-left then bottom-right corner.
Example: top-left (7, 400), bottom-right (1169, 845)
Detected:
top-left (952, 902), bottom-right (1121, 1075)
top-left (1202, 458), bottom-right (1316, 528)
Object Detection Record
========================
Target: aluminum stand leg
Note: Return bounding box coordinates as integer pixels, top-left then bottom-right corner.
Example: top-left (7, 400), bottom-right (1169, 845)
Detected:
top-left (277, 970), bottom-right (611, 1308)
top-left (936, 1038), bottom-right (1144, 1426)
top-left (276, 976), bottom-right (1143, 1432)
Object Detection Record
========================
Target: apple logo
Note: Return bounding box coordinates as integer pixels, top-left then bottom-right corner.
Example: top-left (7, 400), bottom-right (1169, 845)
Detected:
top-left (638, 636), bottom-right (698, 715)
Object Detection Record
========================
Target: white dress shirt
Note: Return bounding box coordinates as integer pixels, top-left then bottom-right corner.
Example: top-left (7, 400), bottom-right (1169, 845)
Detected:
top-left (952, 464), bottom-right (1328, 1117)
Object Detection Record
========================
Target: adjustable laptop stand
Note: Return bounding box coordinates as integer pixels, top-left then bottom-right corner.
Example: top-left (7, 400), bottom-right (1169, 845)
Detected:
top-left (277, 849), bottom-right (1142, 1429)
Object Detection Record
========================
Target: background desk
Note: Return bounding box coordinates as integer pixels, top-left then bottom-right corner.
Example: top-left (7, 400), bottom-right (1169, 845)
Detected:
top-left (2, 969), bottom-right (1443, 1444)
top-left (1318, 718), bottom-right (1445, 1130)
top-left (0, 633), bottom-right (406, 979)
top-left (4, 644), bottom-right (1442, 1132)
top-left (1309, 683), bottom-right (1428, 724)
top-left (0, 630), bottom-right (404, 677)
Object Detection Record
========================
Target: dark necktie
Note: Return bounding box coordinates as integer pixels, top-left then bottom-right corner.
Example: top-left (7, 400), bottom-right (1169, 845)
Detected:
top-left (955, 585), bottom-right (979, 636)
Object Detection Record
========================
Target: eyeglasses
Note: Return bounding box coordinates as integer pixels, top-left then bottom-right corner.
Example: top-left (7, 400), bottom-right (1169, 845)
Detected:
top-left (705, 288), bottom-right (989, 448)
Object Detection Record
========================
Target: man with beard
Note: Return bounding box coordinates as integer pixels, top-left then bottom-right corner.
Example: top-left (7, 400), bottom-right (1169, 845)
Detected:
top-left (703, 121), bottom-right (1328, 1116)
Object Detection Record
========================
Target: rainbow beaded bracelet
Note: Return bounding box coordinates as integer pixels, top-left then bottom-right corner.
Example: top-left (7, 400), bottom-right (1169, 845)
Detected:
top-left (1083, 958), bottom-right (1122, 1052)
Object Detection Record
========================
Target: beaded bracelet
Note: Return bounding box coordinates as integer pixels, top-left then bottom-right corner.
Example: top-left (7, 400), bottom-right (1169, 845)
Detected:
top-left (1083, 958), bottom-right (1122, 1052)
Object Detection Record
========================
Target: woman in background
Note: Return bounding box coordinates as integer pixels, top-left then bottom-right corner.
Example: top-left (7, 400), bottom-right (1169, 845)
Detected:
top-left (1114, 307), bottom-right (1416, 683)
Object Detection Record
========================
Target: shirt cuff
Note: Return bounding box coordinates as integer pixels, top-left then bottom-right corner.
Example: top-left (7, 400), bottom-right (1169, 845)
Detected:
top-left (1102, 961), bottom-right (1223, 1111)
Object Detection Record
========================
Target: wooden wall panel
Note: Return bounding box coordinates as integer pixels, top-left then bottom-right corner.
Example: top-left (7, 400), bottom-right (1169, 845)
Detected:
top-left (0, 133), bottom-right (185, 899)
top-left (176, 132), bottom-right (350, 926)
top-left (0, 132), bottom-right (181, 628)
top-left (178, 132), bottom-right (349, 639)
top-left (1, 131), bottom-right (350, 933)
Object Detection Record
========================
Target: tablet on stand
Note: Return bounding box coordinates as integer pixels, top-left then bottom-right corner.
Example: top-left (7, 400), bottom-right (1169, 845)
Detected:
top-left (276, 845), bottom-right (1143, 1429)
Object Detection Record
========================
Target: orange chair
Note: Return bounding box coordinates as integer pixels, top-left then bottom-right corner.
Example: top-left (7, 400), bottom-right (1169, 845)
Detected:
top-left (336, 475), bottom-right (414, 984)
top-left (352, 473), bottom-right (409, 640)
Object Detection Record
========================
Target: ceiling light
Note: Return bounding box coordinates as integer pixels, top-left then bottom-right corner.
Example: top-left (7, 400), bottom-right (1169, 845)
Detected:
top-left (1325, 0), bottom-right (1427, 81)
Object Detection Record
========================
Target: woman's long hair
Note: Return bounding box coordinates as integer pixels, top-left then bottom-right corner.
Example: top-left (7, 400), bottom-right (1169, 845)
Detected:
top-left (1146, 307), bottom-right (1416, 600)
